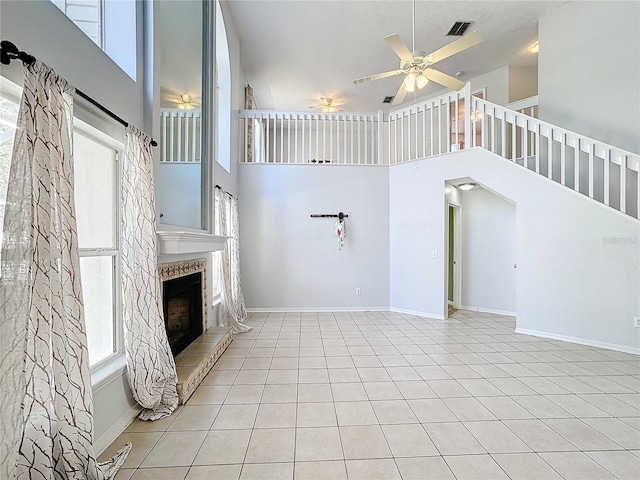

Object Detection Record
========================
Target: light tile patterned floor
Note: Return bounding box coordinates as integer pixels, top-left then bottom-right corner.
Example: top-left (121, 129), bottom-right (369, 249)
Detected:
top-left (103, 310), bottom-right (640, 480)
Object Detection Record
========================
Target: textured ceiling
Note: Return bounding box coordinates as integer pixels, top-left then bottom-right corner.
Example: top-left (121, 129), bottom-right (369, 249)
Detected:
top-left (223, 0), bottom-right (567, 112)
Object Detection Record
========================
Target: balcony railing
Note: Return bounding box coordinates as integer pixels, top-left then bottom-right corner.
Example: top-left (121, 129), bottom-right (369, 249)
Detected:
top-left (160, 109), bottom-right (202, 163)
top-left (236, 85), bottom-right (638, 219)
top-left (239, 111), bottom-right (381, 165)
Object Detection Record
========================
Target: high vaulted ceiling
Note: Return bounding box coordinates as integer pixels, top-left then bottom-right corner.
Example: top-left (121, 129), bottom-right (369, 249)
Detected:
top-left (223, 0), bottom-right (567, 113)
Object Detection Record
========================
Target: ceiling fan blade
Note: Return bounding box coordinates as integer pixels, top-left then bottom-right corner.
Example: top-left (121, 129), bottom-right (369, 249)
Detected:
top-left (391, 81), bottom-right (408, 106)
top-left (426, 31), bottom-right (482, 65)
top-left (384, 34), bottom-right (413, 62)
top-left (353, 69), bottom-right (404, 85)
top-left (425, 69), bottom-right (465, 91)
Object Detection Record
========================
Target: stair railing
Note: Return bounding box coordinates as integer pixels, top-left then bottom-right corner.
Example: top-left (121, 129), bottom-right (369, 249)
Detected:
top-left (471, 96), bottom-right (639, 218)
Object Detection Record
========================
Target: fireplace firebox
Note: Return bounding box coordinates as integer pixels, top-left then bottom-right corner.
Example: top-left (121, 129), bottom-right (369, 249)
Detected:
top-left (162, 272), bottom-right (204, 356)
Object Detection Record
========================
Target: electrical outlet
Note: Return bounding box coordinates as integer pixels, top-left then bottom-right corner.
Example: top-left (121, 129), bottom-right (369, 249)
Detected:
top-left (635, 317), bottom-right (640, 328)
top-left (356, 288), bottom-right (361, 295)
top-left (432, 250), bottom-right (438, 258)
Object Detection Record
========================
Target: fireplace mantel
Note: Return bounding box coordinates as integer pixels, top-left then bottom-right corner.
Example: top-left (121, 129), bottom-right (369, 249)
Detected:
top-left (157, 231), bottom-right (229, 255)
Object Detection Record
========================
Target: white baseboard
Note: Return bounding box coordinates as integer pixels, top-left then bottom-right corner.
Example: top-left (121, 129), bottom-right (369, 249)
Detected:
top-left (389, 307), bottom-right (446, 321)
top-left (460, 305), bottom-right (516, 317)
top-left (514, 327), bottom-right (640, 355)
top-left (246, 307), bottom-right (389, 313)
top-left (95, 405), bottom-right (141, 456)
top-left (247, 307), bottom-right (446, 321)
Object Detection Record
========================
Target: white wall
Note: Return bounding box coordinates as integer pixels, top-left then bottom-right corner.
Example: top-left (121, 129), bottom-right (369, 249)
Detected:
top-left (469, 66), bottom-right (510, 105)
top-left (460, 187), bottom-right (517, 314)
top-left (157, 164), bottom-right (202, 227)
top-left (390, 148), bottom-right (639, 353)
top-left (538, 1), bottom-right (640, 154)
top-left (239, 164), bottom-right (389, 310)
top-left (508, 66), bottom-right (538, 103)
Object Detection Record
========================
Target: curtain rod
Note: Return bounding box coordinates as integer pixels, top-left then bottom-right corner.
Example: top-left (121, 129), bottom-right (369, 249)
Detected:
top-left (0, 40), bottom-right (157, 147)
top-left (215, 185), bottom-right (235, 199)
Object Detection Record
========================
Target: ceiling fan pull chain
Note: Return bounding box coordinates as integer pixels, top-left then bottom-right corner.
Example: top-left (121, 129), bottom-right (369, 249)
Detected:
top-left (412, 0), bottom-right (416, 52)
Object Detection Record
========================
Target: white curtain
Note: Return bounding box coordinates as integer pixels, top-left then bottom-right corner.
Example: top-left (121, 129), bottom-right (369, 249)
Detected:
top-left (216, 188), bottom-right (251, 332)
top-left (0, 61), bottom-right (129, 479)
top-left (121, 125), bottom-right (178, 421)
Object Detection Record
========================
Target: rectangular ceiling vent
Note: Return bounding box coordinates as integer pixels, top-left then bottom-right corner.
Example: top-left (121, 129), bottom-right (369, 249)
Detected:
top-left (383, 96), bottom-right (394, 104)
top-left (447, 21), bottom-right (473, 36)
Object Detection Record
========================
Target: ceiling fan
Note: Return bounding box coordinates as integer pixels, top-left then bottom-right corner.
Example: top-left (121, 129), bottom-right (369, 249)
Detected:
top-left (353, 0), bottom-right (482, 105)
top-left (309, 97), bottom-right (343, 112)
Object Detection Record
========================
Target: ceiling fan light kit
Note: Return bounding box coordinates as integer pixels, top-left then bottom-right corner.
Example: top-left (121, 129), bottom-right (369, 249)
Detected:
top-left (177, 94), bottom-right (194, 109)
top-left (309, 97), bottom-right (343, 112)
top-left (353, 0), bottom-right (482, 105)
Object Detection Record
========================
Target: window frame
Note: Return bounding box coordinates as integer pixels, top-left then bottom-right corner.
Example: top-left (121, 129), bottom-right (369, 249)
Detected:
top-left (215, 0), bottom-right (232, 173)
top-left (73, 119), bottom-right (124, 373)
top-left (51, 0), bottom-right (105, 49)
top-left (50, 0), bottom-right (138, 81)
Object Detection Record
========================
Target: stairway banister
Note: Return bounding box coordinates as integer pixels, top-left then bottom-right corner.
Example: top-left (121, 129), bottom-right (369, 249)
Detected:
top-left (471, 97), bottom-right (640, 173)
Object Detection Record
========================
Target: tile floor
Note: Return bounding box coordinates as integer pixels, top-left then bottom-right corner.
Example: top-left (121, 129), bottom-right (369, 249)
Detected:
top-left (102, 310), bottom-right (640, 480)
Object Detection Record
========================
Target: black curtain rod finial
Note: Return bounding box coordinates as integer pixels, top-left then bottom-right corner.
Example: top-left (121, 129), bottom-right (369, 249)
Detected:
top-left (0, 40), bottom-right (35, 66)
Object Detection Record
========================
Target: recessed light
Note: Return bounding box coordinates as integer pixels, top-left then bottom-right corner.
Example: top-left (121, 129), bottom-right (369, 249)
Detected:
top-left (458, 183), bottom-right (476, 191)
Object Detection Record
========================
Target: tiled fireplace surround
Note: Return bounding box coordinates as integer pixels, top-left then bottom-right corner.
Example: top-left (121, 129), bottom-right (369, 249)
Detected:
top-left (159, 258), bottom-right (234, 404)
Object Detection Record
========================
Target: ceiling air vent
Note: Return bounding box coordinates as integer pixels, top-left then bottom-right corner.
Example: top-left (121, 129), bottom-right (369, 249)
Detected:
top-left (383, 96), bottom-right (394, 104)
top-left (447, 21), bottom-right (473, 36)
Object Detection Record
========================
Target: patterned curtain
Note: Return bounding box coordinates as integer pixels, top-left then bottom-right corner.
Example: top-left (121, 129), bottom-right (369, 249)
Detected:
top-left (216, 188), bottom-right (251, 332)
top-left (230, 196), bottom-right (248, 321)
top-left (245, 84), bottom-right (255, 163)
top-left (121, 126), bottom-right (179, 421)
top-left (0, 61), bottom-right (130, 479)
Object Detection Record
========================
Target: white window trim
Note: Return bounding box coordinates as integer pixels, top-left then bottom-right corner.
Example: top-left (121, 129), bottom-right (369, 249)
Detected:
top-left (74, 118), bottom-right (125, 384)
top-left (215, 0), bottom-right (231, 172)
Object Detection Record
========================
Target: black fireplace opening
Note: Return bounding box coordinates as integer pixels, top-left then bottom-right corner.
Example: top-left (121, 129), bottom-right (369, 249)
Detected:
top-left (162, 272), bottom-right (204, 357)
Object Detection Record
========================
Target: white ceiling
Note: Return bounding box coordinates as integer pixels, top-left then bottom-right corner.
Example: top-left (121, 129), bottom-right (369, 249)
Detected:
top-left (223, 0), bottom-right (566, 112)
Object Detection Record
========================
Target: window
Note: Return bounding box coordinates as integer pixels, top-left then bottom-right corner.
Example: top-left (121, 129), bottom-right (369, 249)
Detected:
top-left (51, 0), bottom-right (137, 80)
top-left (215, 0), bottom-right (231, 172)
top-left (0, 79), bottom-right (122, 369)
top-left (51, 0), bottom-right (103, 48)
top-left (0, 78), bottom-right (22, 267)
top-left (74, 124), bottom-right (122, 367)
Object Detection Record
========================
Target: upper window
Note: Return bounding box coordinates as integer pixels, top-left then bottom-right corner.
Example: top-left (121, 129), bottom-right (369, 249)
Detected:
top-left (51, 0), bottom-right (137, 80)
top-left (51, 0), bottom-right (103, 47)
top-left (216, 0), bottom-right (231, 172)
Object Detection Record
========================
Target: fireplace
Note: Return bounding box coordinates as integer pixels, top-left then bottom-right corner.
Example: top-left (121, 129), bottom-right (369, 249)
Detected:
top-left (159, 259), bottom-right (207, 357)
top-left (163, 272), bottom-right (203, 356)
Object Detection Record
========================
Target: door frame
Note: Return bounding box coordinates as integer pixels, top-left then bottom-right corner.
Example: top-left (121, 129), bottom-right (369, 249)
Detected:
top-left (446, 200), bottom-right (462, 317)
